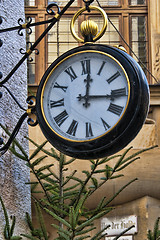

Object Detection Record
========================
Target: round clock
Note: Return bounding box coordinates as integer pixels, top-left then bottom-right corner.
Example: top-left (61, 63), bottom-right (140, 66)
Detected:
top-left (36, 43), bottom-right (149, 159)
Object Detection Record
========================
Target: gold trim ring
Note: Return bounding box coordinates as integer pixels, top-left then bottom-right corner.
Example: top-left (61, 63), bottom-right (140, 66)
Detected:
top-left (70, 6), bottom-right (108, 43)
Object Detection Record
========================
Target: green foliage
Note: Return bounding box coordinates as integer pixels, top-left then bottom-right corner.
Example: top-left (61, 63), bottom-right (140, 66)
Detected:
top-left (0, 124), bottom-right (157, 239)
top-left (0, 197), bottom-right (22, 240)
top-left (147, 217), bottom-right (160, 240)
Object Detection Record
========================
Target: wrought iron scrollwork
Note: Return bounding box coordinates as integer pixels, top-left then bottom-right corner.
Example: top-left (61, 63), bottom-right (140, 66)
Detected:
top-left (0, 95), bottom-right (38, 156)
top-left (46, 2), bottom-right (61, 15)
top-left (18, 16), bottom-right (32, 36)
top-left (0, 0), bottom-right (76, 156)
top-left (26, 96), bottom-right (38, 127)
top-left (20, 42), bottom-right (39, 62)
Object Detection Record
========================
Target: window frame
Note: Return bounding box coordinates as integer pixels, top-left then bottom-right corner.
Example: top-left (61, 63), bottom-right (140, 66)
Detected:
top-left (129, 13), bottom-right (149, 79)
top-left (25, 0), bottom-right (150, 86)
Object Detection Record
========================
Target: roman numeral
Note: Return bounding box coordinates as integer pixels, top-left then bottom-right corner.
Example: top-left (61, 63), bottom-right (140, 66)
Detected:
top-left (101, 118), bottom-right (110, 130)
top-left (97, 61), bottom-right (106, 75)
top-left (66, 120), bottom-right (78, 136)
top-left (65, 66), bottom-right (77, 81)
top-left (86, 122), bottom-right (93, 138)
top-left (107, 103), bottom-right (123, 116)
top-left (54, 82), bottom-right (68, 92)
top-left (54, 110), bottom-right (69, 127)
top-left (106, 71), bottom-right (120, 84)
top-left (50, 98), bottom-right (64, 108)
top-left (111, 88), bottom-right (126, 97)
top-left (81, 59), bottom-right (90, 75)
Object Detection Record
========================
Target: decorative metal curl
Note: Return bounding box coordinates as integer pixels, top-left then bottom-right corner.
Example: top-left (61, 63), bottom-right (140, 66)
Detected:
top-left (46, 2), bottom-right (61, 15)
top-left (26, 16), bottom-right (32, 35)
top-left (18, 17), bottom-right (32, 36)
top-left (18, 18), bottom-right (24, 36)
top-left (26, 96), bottom-right (38, 127)
top-left (20, 42), bottom-right (39, 62)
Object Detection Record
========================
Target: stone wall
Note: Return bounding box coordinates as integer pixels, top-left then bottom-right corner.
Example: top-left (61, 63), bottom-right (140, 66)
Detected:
top-left (0, 0), bottom-right (31, 237)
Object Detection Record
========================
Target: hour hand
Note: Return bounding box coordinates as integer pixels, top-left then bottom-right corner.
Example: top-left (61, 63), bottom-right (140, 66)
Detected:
top-left (78, 73), bottom-right (93, 108)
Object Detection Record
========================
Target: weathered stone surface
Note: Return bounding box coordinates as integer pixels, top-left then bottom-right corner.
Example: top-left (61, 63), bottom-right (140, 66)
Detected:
top-left (0, 0), bottom-right (31, 237)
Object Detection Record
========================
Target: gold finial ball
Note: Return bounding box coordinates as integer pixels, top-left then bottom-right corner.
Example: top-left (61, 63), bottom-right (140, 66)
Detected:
top-left (80, 20), bottom-right (98, 38)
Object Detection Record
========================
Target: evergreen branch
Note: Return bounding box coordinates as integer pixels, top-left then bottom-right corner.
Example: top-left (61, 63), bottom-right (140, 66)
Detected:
top-left (10, 216), bottom-right (16, 237)
top-left (72, 160), bottom-right (99, 208)
top-left (116, 157), bottom-right (140, 171)
top-left (147, 230), bottom-right (153, 240)
top-left (25, 212), bottom-right (34, 232)
top-left (41, 199), bottom-right (69, 217)
top-left (75, 226), bottom-right (96, 236)
top-left (98, 155), bottom-right (121, 165)
top-left (29, 140), bottom-right (48, 160)
top-left (27, 159), bottom-right (52, 205)
top-left (10, 236), bottom-right (22, 240)
top-left (45, 171), bottom-right (60, 182)
top-left (58, 231), bottom-right (70, 240)
top-left (119, 145), bottom-right (157, 167)
top-left (51, 223), bottom-right (71, 238)
top-left (90, 224), bottom-right (110, 240)
top-left (76, 209), bottom-right (112, 232)
top-left (44, 207), bottom-right (72, 229)
top-left (30, 155), bottom-right (48, 167)
top-left (63, 183), bottom-right (80, 192)
top-left (83, 207), bottom-right (112, 218)
top-left (69, 206), bottom-right (76, 229)
top-left (74, 192), bottom-right (90, 221)
top-left (110, 174), bottom-right (124, 179)
top-left (63, 170), bottom-right (77, 187)
top-left (36, 164), bottom-right (54, 173)
top-left (38, 173), bottom-right (53, 180)
top-left (9, 143), bottom-right (27, 161)
top-left (35, 202), bottom-right (48, 240)
top-left (20, 234), bottom-right (37, 239)
top-left (64, 157), bottom-right (76, 165)
top-left (50, 148), bottom-right (59, 159)
top-left (103, 178), bottom-right (138, 207)
top-left (26, 137), bottom-right (60, 160)
top-left (153, 217), bottom-right (160, 239)
top-left (0, 196), bottom-right (10, 238)
top-left (113, 147), bottom-right (133, 171)
top-left (0, 123), bottom-right (28, 159)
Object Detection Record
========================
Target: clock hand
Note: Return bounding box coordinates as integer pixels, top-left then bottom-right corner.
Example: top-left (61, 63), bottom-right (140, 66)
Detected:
top-left (77, 89), bottom-right (127, 102)
top-left (83, 73), bottom-right (93, 108)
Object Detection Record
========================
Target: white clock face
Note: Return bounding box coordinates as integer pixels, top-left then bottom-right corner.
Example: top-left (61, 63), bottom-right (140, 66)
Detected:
top-left (41, 50), bottom-right (130, 142)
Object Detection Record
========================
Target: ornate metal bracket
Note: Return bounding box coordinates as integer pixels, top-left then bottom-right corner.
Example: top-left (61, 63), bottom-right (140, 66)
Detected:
top-left (0, 0), bottom-right (75, 155)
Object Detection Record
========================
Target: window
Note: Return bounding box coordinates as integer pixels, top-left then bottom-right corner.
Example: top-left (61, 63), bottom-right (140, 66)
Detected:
top-left (92, 0), bottom-right (119, 6)
top-left (25, 0), bottom-right (150, 85)
top-left (89, 16), bottom-right (120, 45)
top-left (48, 17), bottom-right (78, 66)
top-left (130, 15), bottom-right (148, 74)
top-left (129, 0), bottom-right (146, 5)
top-left (47, 0), bottom-right (78, 7)
top-left (25, 0), bottom-right (35, 7)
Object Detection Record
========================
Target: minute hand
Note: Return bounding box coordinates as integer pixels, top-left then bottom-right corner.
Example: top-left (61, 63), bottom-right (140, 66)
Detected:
top-left (78, 91), bottom-right (127, 101)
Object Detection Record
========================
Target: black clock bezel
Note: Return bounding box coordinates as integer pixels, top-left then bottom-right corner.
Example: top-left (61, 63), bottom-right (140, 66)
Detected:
top-left (36, 44), bottom-right (149, 159)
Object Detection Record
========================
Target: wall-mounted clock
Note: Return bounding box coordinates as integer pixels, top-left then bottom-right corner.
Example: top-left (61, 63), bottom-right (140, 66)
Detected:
top-left (36, 43), bottom-right (149, 159)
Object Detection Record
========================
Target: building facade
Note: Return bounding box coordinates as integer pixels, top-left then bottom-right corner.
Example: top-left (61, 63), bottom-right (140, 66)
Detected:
top-left (25, 0), bottom-right (160, 239)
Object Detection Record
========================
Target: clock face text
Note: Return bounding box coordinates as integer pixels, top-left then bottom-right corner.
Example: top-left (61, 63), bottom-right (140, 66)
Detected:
top-left (41, 51), bottom-right (130, 141)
